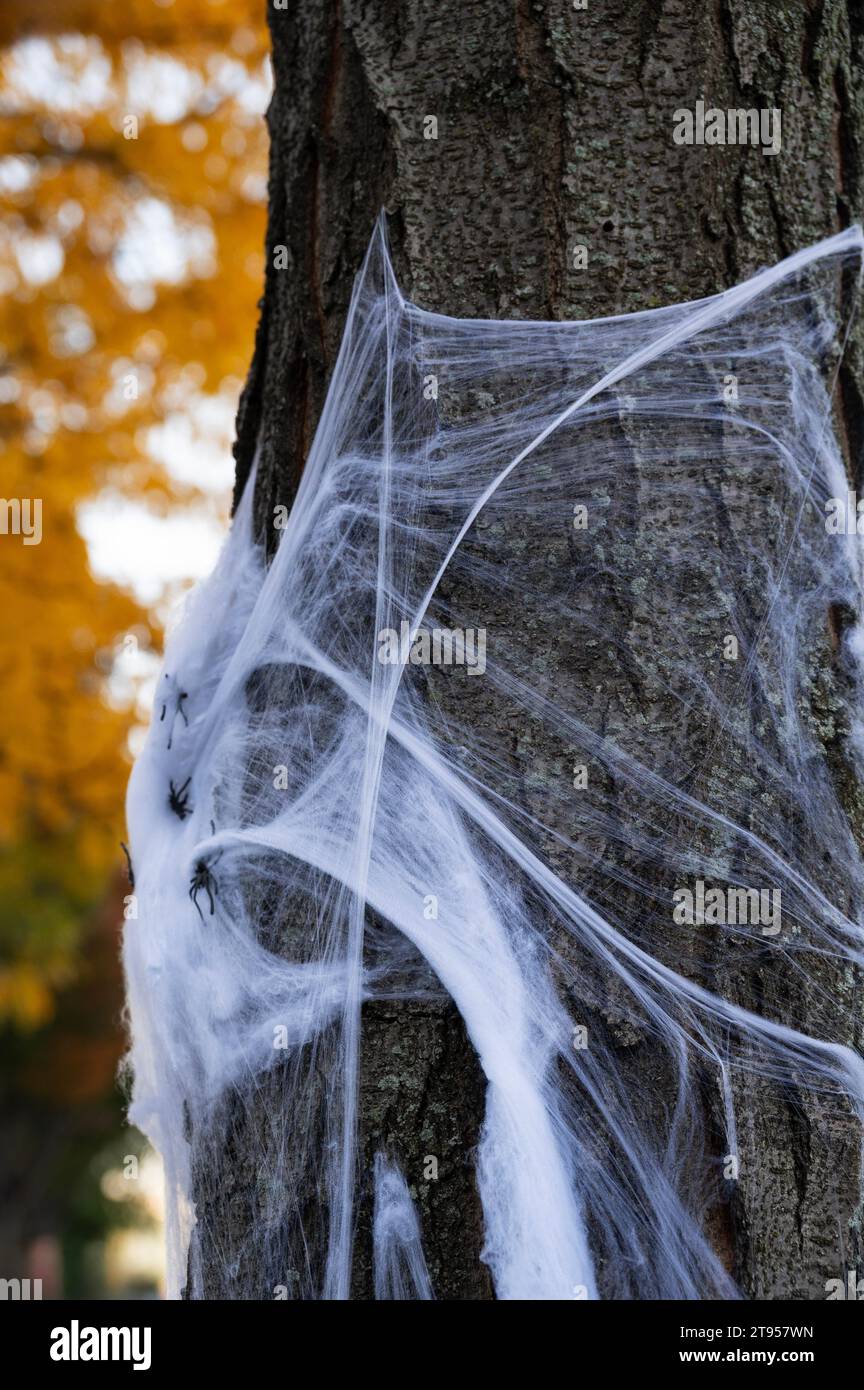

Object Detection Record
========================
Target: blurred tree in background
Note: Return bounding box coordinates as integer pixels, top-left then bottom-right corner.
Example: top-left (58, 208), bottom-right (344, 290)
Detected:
top-left (0, 0), bottom-right (269, 1291)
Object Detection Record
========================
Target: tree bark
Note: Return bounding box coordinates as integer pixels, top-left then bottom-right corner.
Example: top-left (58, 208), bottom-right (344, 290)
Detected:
top-left (192, 0), bottom-right (864, 1299)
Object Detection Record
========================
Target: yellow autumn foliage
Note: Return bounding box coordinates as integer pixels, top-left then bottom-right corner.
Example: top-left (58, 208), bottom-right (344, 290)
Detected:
top-left (0, 0), bottom-right (269, 1026)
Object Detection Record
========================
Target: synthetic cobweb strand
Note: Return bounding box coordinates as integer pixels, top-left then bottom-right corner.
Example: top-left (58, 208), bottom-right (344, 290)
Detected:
top-left (124, 218), bottom-right (864, 1300)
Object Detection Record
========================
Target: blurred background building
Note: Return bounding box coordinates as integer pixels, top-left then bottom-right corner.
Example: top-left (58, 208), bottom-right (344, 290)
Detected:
top-left (0, 0), bottom-right (270, 1297)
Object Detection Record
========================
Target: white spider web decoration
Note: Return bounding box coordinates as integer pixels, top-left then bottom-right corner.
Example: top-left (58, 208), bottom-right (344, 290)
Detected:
top-left (124, 218), bottom-right (864, 1300)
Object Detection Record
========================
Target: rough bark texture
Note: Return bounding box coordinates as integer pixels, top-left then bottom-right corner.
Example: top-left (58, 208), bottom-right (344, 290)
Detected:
top-left (195, 0), bottom-right (864, 1299)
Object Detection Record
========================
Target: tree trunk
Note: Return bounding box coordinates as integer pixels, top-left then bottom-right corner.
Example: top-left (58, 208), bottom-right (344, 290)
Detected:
top-left (192, 0), bottom-right (864, 1299)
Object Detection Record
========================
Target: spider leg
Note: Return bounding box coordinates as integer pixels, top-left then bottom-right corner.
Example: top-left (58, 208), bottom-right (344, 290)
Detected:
top-left (120, 841), bottom-right (134, 889)
top-left (206, 880), bottom-right (215, 915)
top-left (190, 882), bottom-right (204, 921)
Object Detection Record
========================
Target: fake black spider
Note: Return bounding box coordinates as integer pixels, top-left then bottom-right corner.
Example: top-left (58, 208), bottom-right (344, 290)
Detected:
top-left (189, 851), bottom-right (222, 919)
top-left (168, 776), bottom-right (193, 820)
